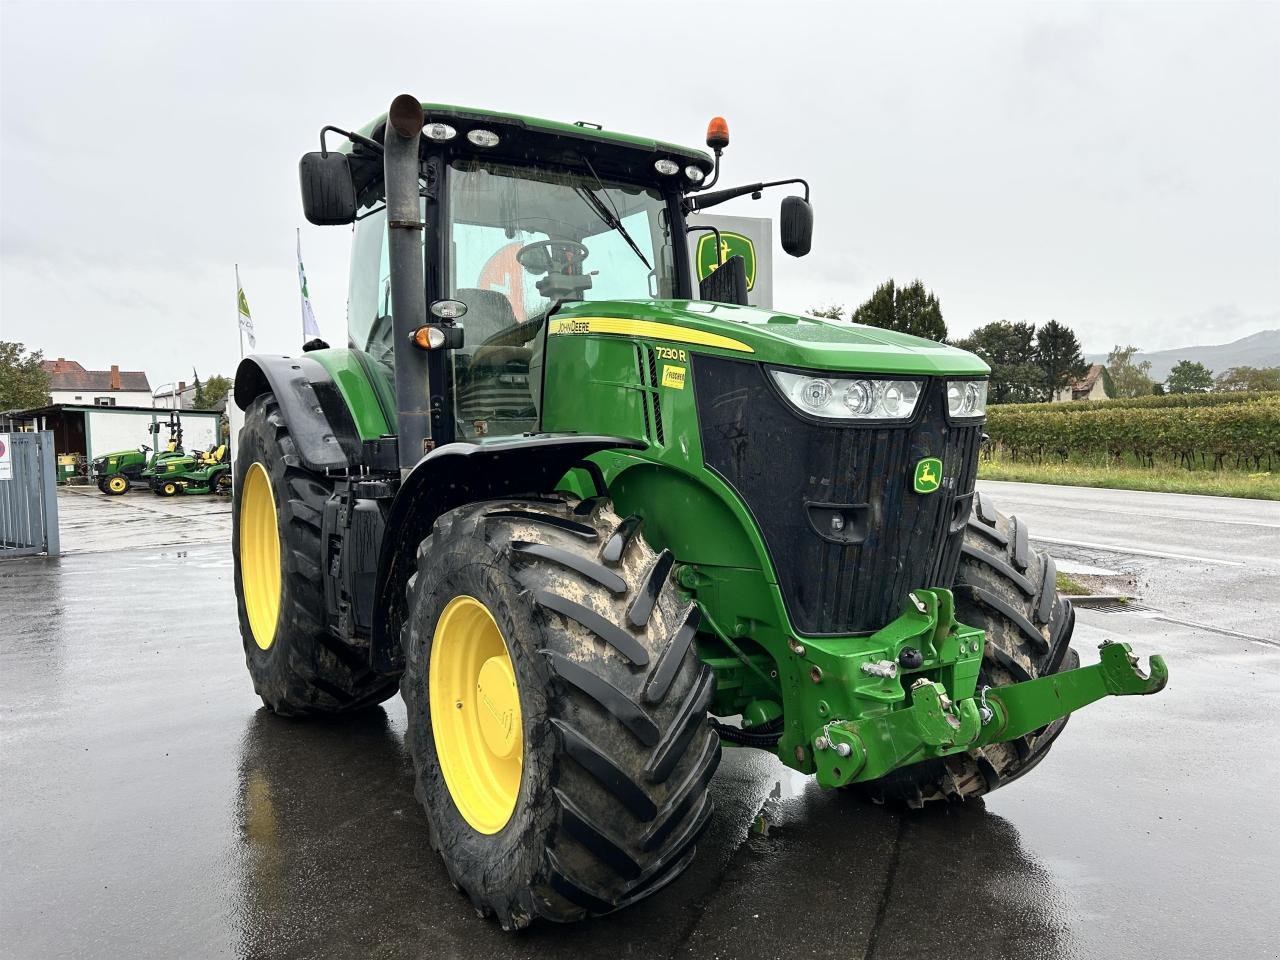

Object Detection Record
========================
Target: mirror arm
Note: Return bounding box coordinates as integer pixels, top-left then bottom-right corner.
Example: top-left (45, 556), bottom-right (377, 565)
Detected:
top-left (320, 124), bottom-right (384, 157)
top-left (685, 225), bottom-right (724, 266)
top-left (690, 176), bottom-right (810, 211)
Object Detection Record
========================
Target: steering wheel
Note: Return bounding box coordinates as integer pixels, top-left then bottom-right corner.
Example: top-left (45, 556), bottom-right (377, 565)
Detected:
top-left (516, 240), bottom-right (589, 276)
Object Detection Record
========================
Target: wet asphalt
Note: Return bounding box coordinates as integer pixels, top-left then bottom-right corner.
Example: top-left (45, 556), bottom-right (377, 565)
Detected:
top-left (2, 484), bottom-right (1278, 960)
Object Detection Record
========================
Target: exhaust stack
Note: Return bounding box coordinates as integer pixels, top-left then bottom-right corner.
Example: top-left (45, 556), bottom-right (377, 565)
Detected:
top-left (383, 94), bottom-right (431, 473)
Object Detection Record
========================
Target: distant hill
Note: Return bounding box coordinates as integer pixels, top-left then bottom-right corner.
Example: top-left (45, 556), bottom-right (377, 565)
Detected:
top-left (1086, 329), bottom-right (1280, 382)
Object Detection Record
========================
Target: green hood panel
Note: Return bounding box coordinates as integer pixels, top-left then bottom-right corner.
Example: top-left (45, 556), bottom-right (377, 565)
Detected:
top-left (553, 301), bottom-right (989, 376)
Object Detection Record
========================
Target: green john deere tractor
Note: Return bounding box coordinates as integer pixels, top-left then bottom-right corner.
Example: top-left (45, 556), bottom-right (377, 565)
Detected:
top-left (231, 95), bottom-right (1168, 929)
top-left (150, 442), bottom-right (231, 496)
top-left (92, 414), bottom-right (185, 494)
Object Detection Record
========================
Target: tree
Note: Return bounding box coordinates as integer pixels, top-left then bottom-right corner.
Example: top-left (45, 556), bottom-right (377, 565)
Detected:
top-left (808, 304), bottom-right (846, 320)
top-left (1106, 345), bottom-right (1154, 398)
top-left (851, 279), bottom-right (948, 342)
top-left (1165, 360), bottom-right (1214, 394)
top-left (953, 321), bottom-right (1043, 404)
top-left (193, 374), bottom-right (232, 410)
top-left (1213, 366), bottom-right (1280, 392)
top-left (0, 341), bottom-right (51, 410)
top-left (1033, 320), bottom-right (1088, 401)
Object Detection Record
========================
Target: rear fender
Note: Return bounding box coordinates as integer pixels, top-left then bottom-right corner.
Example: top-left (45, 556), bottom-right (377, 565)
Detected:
top-left (233, 355), bottom-right (361, 471)
top-left (369, 434), bottom-right (645, 673)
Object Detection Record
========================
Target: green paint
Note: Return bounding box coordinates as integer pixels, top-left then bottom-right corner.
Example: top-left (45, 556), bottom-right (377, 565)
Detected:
top-left (550, 300), bottom-right (989, 376)
top-left (304, 348), bottom-right (395, 440)
top-left (914, 457), bottom-right (942, 493)
top-left (695, 232), bottom-right (757, 290)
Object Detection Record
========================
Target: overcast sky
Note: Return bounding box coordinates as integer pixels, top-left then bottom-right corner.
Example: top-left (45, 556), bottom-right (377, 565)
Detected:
top-left (2, 0), bottom-right (1277, 389)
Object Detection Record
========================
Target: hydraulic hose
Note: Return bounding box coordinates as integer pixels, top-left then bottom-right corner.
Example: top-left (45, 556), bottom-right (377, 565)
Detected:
top-left (712, 716), bottom-right (784, 748)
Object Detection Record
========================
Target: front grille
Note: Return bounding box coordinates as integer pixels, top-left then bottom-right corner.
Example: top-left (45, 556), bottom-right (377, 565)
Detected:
top-left (694, 356), bottom-right (982, 635)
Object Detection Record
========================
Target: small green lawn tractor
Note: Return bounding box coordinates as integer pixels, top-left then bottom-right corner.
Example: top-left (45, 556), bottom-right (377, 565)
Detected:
top-left (92, 414), bottom-right (186, 495)
top-left (231, 96), bottom-right (1168, 929)
top-left (150, 443), bottom-right (231, 496)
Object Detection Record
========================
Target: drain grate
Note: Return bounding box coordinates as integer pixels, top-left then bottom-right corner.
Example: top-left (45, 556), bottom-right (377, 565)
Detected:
top-left (1071, 596), bottom-right (1150, 613)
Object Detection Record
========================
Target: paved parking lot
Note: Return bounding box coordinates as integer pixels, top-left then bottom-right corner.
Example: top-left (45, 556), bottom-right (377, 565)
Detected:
top-left (1, 483), bottom-right (1276, 959)
top-left (54, 484), bottom-right (230, 554)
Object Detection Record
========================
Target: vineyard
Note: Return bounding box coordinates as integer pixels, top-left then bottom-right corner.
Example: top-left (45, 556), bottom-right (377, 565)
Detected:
top-left (985, 392), bottom-right (1280, 472)
top-left (994, 391), bottom-right (1280, 416)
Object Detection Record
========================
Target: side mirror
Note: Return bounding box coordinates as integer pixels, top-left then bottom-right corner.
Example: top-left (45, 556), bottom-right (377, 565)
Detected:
top-left (299, 151), bottom-right (357, 225)
top-left (699, 255), bottom-right (750, 306)
top-left (780, 196), bottom-right (813, 257)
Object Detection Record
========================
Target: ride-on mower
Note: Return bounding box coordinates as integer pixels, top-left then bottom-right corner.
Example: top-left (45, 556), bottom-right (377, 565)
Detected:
top-left (231, 96), bottom-right (1168, 929)
top-left (150, 443), bottom-right (231, 496)
top-left (92, 413), bottom-right (185, 495)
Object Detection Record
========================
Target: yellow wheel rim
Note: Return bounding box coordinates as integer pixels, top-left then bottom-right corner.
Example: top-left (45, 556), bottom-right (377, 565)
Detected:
top-left (163, 482), bottom-right (177, 495)
top-left (429, 595), bottom-right (523, 834)
top-left (240, 463), bottom-right (281, 651)
top-left (107, 476), bottom-right (127, 493)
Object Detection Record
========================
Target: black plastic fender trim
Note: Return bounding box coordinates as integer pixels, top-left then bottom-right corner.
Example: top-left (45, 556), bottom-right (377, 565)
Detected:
top-left (233, 355), bottom-right (360, 471)
top-left (369, 434), bottom-right (646, 673)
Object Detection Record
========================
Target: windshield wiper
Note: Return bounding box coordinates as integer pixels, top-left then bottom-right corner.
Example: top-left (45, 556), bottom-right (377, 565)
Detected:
top-left (573, 157), bottom-right (652, 271)
top-left (573, 186), bottom-right (652, 271)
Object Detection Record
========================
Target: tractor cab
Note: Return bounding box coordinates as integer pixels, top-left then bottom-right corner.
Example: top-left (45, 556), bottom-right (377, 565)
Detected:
top-left (303, 101), bottom-right (810, 455)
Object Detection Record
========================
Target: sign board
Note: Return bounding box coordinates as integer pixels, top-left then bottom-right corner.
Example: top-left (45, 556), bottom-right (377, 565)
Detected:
top-left (0, 434), bottom-right (11, 480)
top-left (685, 213), bottom-right (773, 309)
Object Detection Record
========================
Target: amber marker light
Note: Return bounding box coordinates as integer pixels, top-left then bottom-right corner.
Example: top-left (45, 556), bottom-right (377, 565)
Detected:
top-left (411, 325), bottom-right (446, 350)
top-left (706, 116), bottom-right (730, 151)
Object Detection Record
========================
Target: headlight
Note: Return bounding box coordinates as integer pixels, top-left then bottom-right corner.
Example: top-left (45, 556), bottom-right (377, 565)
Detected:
top-left (946, 380), bottom-right (988, 419)
top-left (770, 370), bottom-right (922, 421)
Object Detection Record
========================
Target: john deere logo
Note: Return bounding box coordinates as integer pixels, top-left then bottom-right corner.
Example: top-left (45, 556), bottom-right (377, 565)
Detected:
top-left (695, 232), bottom-right (756, 290)
top-left (914, 458), bottom-right (942, 494)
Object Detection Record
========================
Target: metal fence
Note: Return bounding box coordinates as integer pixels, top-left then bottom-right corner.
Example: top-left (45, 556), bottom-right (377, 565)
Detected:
top-left (0, 431), bottom-right (60, 558)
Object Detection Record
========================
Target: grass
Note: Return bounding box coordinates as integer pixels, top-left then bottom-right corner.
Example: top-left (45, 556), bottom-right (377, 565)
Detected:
top-left (978, 454), bottom-right (1280, 500)
top-left (1054, 571), bottom-right (1091, 596)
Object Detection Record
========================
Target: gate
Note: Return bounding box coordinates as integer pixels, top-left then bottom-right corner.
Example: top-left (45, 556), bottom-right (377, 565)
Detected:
top-left (0, 431), bottom-right (60, 558)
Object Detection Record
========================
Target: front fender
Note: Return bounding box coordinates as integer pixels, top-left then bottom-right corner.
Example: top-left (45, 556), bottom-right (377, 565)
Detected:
top-left (233, 355), bottom-right (361, 471)
top-left (369, 433), bottom-right (645, 672)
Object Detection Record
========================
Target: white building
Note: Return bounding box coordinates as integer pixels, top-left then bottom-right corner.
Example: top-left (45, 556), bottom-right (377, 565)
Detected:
top-left (43, 358), bottom-right (153, 407)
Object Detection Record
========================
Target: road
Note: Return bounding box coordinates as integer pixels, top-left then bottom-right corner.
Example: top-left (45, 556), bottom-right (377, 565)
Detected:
top-left (1, 482), bottom-right (1277, 959)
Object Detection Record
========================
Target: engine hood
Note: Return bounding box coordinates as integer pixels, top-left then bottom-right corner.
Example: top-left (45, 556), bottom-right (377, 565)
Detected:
top-left (551, 300), bottom-right (989, 377)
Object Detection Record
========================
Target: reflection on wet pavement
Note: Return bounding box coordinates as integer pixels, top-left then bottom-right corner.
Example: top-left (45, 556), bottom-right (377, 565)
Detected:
top-left (3, 543), bottom-right (1276, 960)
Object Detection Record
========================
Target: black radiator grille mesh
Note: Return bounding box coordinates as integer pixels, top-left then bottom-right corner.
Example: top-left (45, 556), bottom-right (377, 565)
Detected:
top-left (694, 356), bottom-right (983, 635)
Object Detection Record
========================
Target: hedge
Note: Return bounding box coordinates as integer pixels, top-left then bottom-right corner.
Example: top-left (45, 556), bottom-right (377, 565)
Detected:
top-left (993, 390), bottom-right (1280, 415)
top-left (985, 398), bottom-right (1280, 470)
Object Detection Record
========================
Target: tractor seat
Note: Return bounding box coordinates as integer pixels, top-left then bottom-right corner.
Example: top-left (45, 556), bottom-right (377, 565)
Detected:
top-left (455, 287), bottom-right (519, 345)
top-left (453, 288), bottom-right (536, 430)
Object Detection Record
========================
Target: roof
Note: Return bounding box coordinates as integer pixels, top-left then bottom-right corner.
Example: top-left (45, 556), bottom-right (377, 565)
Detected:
top-left (42, 359), bottom-right (151, 393)
top-left (1074, 364), bottom-right (1105, 389)
top-left (352, 102), bottom-right (714, 170)
top-left (1, 402), bottom-right (221, 419)
top-left (1066, 363), bottom-right (1106, 400)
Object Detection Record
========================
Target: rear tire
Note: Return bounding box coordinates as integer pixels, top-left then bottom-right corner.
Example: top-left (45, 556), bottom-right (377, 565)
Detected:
top-left (401, 496), bottom-right (720, 928)
top-left (232, 394), bottom-right (398, 717)
top-left (853, 493), bottom-right (1079, 807)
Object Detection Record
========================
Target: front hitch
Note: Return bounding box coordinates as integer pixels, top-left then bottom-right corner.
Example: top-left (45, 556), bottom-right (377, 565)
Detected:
top-left (811, 638), bottom-right (1168, 789)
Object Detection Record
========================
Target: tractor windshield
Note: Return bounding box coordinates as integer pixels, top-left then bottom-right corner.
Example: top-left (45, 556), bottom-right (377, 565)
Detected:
top-left (446, 159), bottom-right (676, 440)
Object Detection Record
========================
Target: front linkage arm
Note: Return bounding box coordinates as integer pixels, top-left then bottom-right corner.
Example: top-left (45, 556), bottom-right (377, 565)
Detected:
top-left (807, 591), bottom-right (1168, 789)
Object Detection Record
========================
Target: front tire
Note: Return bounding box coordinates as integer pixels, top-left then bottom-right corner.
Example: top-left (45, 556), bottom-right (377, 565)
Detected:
top-left (401, 496), bottom-right (720, 928)
top-left (854, 493), bottom-right (1079, 807)
top-left (232, 394), bottom-right (398, 716)
top-left (103, 474), bottom-right (130, 495)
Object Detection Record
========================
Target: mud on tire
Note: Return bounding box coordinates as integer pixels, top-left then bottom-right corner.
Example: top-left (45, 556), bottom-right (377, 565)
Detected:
top-left (854, 491), bottom-right (1079, 807)
top-left (232, 394), bottom-right (399, 716)
top-left (401, 496), bottom-right (721, 928)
